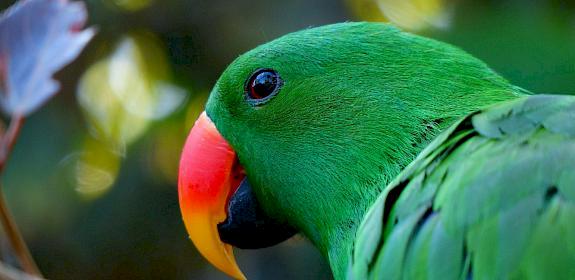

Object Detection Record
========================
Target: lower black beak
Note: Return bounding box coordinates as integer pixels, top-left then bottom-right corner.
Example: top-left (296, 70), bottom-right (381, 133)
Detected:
top-left (217, 178), bottom-right (297, 249)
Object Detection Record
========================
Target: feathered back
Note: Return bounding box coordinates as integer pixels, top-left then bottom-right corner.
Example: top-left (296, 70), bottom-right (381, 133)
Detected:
top-left (352, 94), bottom-right (575, 279)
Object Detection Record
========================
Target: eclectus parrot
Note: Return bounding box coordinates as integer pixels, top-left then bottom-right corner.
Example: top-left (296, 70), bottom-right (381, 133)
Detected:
top-left (178, 22), bottom-right (573, 279)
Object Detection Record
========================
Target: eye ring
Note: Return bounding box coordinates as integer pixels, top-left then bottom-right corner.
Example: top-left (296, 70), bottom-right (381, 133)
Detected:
top-left (244, 68), bottom-right (283, 106)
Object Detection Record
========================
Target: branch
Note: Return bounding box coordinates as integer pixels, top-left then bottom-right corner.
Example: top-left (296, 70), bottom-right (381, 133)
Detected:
top-left (0, 115), bottom-right (24, 174)
top-left (0, 115), bottom-right (43, 277)
top-left (0, 187), bottom-right (42, 277)
top-left (0, 261), bottom-right (44, 280)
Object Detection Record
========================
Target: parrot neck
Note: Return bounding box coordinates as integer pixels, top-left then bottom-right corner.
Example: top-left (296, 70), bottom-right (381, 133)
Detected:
top-left (297, 91), bottom-right (529, 280)
top-left (305, 166), bottom-right (401, 280)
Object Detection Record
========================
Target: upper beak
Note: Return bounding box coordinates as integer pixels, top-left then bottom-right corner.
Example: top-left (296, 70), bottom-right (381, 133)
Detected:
top-left (178, 111), bottom-right (246, 280)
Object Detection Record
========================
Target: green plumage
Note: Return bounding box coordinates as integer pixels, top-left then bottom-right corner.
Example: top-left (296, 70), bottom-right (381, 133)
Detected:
top-left (352, 94), bottom-right (575, 279)
top-left (203, 22), bottom-right (572, 279)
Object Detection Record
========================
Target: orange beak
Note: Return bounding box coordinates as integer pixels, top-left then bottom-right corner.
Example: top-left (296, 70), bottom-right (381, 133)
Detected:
top-left (178, 111), bottom-right (246, 280)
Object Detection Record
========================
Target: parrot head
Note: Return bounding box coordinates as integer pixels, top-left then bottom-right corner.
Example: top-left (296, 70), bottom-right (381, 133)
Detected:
top-left (178, 22), bottom-right (520, 279)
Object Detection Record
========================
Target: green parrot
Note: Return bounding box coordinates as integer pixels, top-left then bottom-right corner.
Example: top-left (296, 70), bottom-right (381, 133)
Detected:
top-left (177, 22), bottom-right (574, 279)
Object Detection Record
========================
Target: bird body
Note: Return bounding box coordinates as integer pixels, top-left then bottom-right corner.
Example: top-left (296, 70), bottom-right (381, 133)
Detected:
top-left (352, 94), bottom-right (575, 279)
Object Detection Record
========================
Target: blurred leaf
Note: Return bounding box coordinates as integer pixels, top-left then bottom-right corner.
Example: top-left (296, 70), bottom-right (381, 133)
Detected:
top-left (75, 136), bottom-right (120, 199)
top-left (347, 0), bottom-right (453, 31)
top-left (148, 91), bottom-right (208, 185)
top-left (77, 58), bottom-right (149, 151)
top-left (149, 121), bottom-right (183, 186)
top-left (184, 90), bottom-right (209, 130)
top-left (77, 32), bottom-right (186, 149)
top-left (345, 0), bottom-right (387, 22)
top-left (106, 0), bottom-right (153, 12)
top-left (0, 0), bottom-right (95, 116)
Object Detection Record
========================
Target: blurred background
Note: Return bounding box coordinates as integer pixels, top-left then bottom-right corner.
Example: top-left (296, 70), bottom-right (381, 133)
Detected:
top-left (0, 0), bottom-right (575, 279)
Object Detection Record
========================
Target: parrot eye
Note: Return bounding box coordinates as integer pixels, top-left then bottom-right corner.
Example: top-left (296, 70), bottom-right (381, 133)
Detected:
top-left (245, 69), bottom-right (283, 105)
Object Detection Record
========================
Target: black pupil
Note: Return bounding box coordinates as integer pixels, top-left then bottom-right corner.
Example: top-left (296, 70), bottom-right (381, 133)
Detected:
top-left (249, 71), bottom-right (277, 99)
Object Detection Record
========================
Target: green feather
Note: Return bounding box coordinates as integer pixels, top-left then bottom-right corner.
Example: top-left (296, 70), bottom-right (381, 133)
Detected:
top-left (520, 197), bottom-right (575, 279)
top-left (351, 94), bottom-right (575, 279)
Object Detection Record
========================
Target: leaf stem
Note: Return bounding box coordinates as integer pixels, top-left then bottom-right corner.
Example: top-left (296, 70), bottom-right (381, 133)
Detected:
top-left (0, 115), bottom-right (42, 277)
top-left (0, 115), bottom-right (24, 174)
top-left (0, 260), bottom-right (44, 280)
top-left (0, 189), bottom-right (42, 277)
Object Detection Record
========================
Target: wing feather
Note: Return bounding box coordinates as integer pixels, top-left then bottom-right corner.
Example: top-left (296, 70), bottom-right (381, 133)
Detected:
top-left (351, 95), bottom-right (575, 280)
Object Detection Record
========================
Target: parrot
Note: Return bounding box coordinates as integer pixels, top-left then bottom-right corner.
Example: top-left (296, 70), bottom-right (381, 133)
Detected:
top-left (177, 22), bottom-right (574, 279)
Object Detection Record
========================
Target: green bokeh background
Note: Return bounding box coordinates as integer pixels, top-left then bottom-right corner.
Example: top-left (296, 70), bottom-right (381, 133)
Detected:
top-left (0, 0), bottom-right (574, 279)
